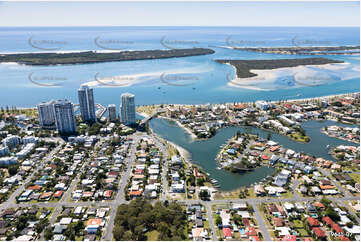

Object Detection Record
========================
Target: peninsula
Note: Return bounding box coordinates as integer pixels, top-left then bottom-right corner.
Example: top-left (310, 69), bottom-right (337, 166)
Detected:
top-left (0, 48), bottom-right (215, 66)
top-left (215, 57), bottom-right (344, 78)
top-left (229, 45), bottom-right (360, 55)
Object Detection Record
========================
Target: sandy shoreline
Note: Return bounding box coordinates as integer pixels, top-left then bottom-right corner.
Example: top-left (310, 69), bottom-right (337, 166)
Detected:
top-left (225, 61), bottom-right (359, 91)
top-left (148, 123), bottom-right (192, 163)
top-left (158, 116), bottom-right (198, 140)
top-left (280, 92), bottom-right (359, 103)
top-left (167, 140), bottom-right (192, 162)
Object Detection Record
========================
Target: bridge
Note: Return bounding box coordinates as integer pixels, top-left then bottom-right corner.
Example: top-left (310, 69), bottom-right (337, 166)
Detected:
top-left (139, 108), bottom-right (166, 126)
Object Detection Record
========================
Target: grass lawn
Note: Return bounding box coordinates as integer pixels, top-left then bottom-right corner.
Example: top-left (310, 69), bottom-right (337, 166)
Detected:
top-left (289, 133), bottom-right (310, 143)
top-left (75, 236), bottom-right (84, 241)
top-left (349, 173), bottom-right (360, 183)
top-left (214, 190), bottom-right (240, 200)
top-left (204, 220), bottom-right (210, 229)
top-left (146, 230), bottom-right (160, 241)
top-left (292, 220), bottom-right (304, 228)
top-left (280, 190), bottom-right (294, 198)
top-left (257, 204), bottom-right (275, 239)
top-left (297, 229), bottom-right (309, 237)
top-left (247, 189), bottom-right (257, 198)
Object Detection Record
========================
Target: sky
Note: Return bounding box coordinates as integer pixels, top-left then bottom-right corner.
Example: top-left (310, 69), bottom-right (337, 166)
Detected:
top-left (0, 1), bottom-right (359, 27)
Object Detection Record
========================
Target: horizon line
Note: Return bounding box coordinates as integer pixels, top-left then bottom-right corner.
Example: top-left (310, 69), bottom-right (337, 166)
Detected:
top-left (0, 25), bottom-right (359, 28)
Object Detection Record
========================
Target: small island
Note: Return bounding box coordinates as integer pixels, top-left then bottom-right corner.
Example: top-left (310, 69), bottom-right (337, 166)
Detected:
top-left (216, 132), bottom-right (263, 173)
top-left (230, 45), bottom-right (360, 55)
top-left (215, 57), bottom-right (344, 79)
top-left (0, 48), bottom-right (215, 66)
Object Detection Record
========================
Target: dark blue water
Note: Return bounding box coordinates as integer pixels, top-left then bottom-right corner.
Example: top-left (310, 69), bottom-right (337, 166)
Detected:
top-left (0, 26), bottom-right (359, 108)
top-left (149, 118), bottom-right (357, 190)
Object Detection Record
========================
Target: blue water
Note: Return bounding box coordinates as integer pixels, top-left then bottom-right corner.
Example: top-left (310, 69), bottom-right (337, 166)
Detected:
top-left (0, 26), bottom-right (359, 108)
top-left (149, 118), bottom-right (357, 190)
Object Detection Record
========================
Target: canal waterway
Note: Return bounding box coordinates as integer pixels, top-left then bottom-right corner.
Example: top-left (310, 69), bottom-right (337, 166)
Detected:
top-left (149, 118), bottom-right (358, 191)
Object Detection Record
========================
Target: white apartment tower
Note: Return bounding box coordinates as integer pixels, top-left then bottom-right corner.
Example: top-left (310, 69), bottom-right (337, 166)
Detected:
top-left (37, 100), bottom-right (55, 127)
top-left (108, 104), bottom-right (117, 122)
top-left (78, 85), bottom-right (96, 122)
top-left (120, 93), bottom-right (136, 125)
top-left (53, 99), bottom-right (77, 134)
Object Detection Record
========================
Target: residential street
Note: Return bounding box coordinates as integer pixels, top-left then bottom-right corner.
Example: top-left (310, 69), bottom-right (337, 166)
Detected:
top-left (1, 135), bottom-right (360, 241)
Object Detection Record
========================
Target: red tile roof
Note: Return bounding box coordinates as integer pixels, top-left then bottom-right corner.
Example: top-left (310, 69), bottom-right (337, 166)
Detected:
top-left (261, 155), bottom-right (269, 160)
top-left (322, 216), bottom-right (333, 225)
top-left (28, 185), bottom-right (41, 190)
top-left (242, 218), bottom-right (250, 227)
top-left (88, 218), bottom-right (102, 226)
top-left (312, 227), bottom-right (326, 238)
top-left (247, 226), bottom-right (257, 236)
top-left (313, 202), bottom-right (325, 209)
top-left (104, 190), bottom-right (113, 198)
top-left (39, 192), bottom-right (53, 199)
top-left (129, 191), bottom-right (142, 196)
top-left (250, 236), bottom-right (261, 241)
top-left (54, 190), bottom-right (63, 198)
top-left (282, 235), bottom-right (297, 241)
top-left (222, 227), bottom-right (232, 238)
top-left (331, 223), bottom-right (343, 234)
top-left (307, 217), bottom-right (320, 227)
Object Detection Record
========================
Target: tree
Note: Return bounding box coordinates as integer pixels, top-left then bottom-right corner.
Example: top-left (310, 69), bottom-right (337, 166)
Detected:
top-left (215, 215), bottom-right (222, 225)
top-left (199, 190), bottom-right (210, 201)
top-left (113, 226), bottom-right (125, 241)
top-left (44, 227), bottom-right (53, 240)
top-left (325, 207), bottom-right (340, 221)
top-left (197, 178), bottom-right (205, 186)
top-left (113, 199), bottom-right (186, 240)
top-left (34, 219), bottom-right (49, 233)
top-left (8, 165), bottom-right (19, 176)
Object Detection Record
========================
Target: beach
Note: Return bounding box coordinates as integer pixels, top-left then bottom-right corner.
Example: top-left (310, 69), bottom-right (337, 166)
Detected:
top-left (226, 61), bottom-right (359, 91)
top-left (149, 123), bottom-right (192, 162)
top-left (157, 116), bottom-right (198, 140)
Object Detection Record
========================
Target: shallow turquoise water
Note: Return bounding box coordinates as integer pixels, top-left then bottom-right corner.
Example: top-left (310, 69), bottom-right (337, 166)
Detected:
top-left (0, 26), bottom-right (359, 108)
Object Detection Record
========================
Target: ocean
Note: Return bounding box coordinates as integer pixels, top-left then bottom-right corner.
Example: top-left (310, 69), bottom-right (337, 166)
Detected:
top-left (0, 26), bottom-right (359, 109)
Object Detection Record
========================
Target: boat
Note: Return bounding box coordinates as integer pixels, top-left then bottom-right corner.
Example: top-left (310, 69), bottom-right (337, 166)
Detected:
top-left (216, 167), bottom-right (222, 170)
top-left (326, 145), bottom-right (330, 149)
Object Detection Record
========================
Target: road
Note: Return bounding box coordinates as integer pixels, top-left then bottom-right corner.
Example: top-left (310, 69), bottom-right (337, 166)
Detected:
top-left (205, 202), bottom-right (217, 241)
top-left (291, 179), bottom-right (300, 199)
top-left (317, 167), bottom-right (353, 197)
top-left (151, 134), bottom-right (169, 201)
top-left (251, 202), bottom-right (272, 241)
top-left (1, 135), bottom-right (360, 241)
top-left (0, 141), bottom-right (64, 212)
top-left (2, 192), bottom-right (359, 241)
top-left (102, 134), bottom-right (141, 241)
